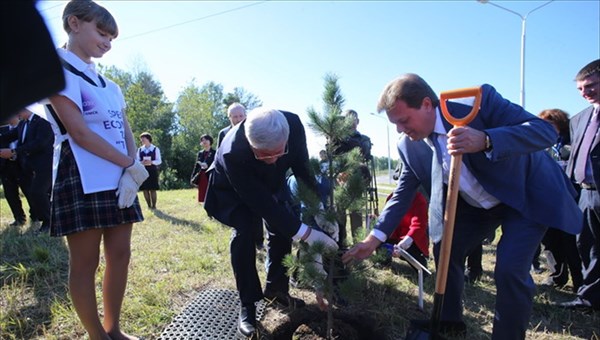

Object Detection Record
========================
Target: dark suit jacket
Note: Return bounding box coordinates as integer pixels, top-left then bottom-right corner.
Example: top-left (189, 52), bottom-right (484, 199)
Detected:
top-left (376, 84), bottom-right (583, 237)
top-left (217, 125), bottom-right (232, 148)
top-left (204, 110), bottom-right (317, 238)
top-left (566, 105), bottom-right (599, 188)
top-left (0, 125), bottom-right (14, 172)
top-left (0, 114), bottom-right (54, 175)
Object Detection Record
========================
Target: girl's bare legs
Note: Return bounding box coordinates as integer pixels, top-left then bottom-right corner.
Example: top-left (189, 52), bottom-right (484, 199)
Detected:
top-left (66, 229), bottom-right (111, 340)
top-left (102, 223), bottom-right (137, 340)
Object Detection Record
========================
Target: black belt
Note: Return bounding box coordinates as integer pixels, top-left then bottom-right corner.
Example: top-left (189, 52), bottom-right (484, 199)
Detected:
top-left (581, 183), bottom-right (596, 190)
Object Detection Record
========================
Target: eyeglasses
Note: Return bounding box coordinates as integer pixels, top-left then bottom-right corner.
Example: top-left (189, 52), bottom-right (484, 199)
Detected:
top-left (253, 143), bottom-right (288, 161)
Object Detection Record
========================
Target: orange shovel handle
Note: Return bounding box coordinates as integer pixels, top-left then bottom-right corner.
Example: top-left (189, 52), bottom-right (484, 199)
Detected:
top-left (439, 86), bottom-right (482, 126)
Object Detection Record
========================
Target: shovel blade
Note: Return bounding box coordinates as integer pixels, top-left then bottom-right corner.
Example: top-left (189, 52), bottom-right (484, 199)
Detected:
top-left (405, 326), bottom-right (432, 340)
top-left (405, 320), bottom-right (447, 340)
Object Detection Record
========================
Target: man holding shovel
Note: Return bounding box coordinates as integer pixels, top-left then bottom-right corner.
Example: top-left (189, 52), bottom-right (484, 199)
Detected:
top-left (343, 73), bottom-right (582, 339)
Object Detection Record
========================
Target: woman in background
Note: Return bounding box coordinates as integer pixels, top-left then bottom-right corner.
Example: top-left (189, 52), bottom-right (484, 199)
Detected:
top-left (537, 108), bottom-right (583, 292)
top-left (137, 132), bottom-right (161, 209)
top-left (190, 134), bottom-right (215, 203)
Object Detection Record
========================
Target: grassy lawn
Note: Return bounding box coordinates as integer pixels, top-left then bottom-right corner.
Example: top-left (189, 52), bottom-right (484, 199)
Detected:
top-left (1, 187), bottom-right (598, 339)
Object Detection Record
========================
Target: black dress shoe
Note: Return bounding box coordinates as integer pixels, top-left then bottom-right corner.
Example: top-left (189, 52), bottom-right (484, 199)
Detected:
top-left (237, 305), bottom-right (256, 337)
top-left (556, 297), bottom-right (598, 311)
top-left (263, 290), bottom-right (305, 309)
top-left (540, 276), bottom-right (566, 288)
top-left (38, 222), bottom-right (50, 233)
top-left (9, 219), bottom-right (25, 227)
top-left (464, 269), bottom-right (482, 284)
top-left (410, 319), bottom-right (467, 338)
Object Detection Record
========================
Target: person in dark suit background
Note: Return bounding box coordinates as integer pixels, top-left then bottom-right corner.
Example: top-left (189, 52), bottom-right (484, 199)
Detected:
top-left (204, 107), bottom-right (338, 337)
top-left (343, 73), bottom-right (582, 339)
top-left (559, 59), bottom-right (600, 311)
top-left (0, 115), bottom-right (26, 226)
top-left (0, 108), bottom-right (54, 232)
top-left (330, 109), bottom-right (373, 247)
top-left (217, 102), bottom-right (247, 148)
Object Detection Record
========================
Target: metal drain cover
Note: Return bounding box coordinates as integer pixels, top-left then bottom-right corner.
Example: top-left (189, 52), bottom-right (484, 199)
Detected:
top-left (159, 288), bottom-right (265, 339)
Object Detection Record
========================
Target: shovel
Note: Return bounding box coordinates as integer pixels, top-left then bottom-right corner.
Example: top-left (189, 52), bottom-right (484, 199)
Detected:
top-left (405, 86), bottom-right (482, 340)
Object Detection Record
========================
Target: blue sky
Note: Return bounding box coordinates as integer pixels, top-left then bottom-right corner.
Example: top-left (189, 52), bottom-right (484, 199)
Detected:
top-left (37, 1), bottom-right (600, 159)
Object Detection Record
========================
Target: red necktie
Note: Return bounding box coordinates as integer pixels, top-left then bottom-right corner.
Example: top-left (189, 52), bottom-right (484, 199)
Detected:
top-left (574, 107), bottom-right (599, 183)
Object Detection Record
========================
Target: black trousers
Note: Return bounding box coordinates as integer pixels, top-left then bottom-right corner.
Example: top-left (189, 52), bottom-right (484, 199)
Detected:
top-left (576, 188), bottom-right (600, 308)
top-left (20, 165), bottom-right (51, 224)
top-left (0, 160), bottom-right (25, 222)
top-left (542, 228), bottom-right (583, 289)
top-left (229, 207), bottom-right (291, 307)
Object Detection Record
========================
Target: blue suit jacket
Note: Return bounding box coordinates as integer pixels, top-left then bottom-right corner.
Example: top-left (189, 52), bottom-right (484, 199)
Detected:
top-left (204, 110), bottom-right (318, 238)
top-left (376, 84), bottom-right (582, 237)
top-left (566, 105), bottom-right (600, 188)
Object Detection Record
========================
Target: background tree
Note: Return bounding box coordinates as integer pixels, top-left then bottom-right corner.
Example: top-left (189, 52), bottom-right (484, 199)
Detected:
top-left (104, 66), bottom-right (177, 188)
top-left (222, 87), bottom-right (262, 112)
top-left (100, 64), bottom-right (262, 188)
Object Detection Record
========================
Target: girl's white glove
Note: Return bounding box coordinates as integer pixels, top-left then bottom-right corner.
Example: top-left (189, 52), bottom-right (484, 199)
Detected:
top-left (116, 161), bottom-right (149, 209)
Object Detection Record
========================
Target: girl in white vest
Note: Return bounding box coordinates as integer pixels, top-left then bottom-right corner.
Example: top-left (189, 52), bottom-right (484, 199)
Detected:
top-left (43, 1), bottom-right (148, 339)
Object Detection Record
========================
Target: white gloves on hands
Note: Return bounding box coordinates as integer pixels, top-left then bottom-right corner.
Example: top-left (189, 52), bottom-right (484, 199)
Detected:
top-left (314, 212), bottom-right (339, 242)
top-left (311, 253), bottom-right (331, 311)
top-left (116, 161), bottom-right (149, 209)
top-left (304, 228), bottom-right (339, 251)
top-left (125, 160), bottom-right (149, 185)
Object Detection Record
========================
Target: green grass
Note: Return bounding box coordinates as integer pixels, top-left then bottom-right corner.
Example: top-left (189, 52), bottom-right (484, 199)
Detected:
top-left (1, 188), bottom-right (598, 339)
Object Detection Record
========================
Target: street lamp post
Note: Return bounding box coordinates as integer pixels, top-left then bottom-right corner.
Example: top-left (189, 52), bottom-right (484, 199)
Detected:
top-left (477, 0), bottom-right (553, 108)
top-left (370, 112), bottom-right (392, 184)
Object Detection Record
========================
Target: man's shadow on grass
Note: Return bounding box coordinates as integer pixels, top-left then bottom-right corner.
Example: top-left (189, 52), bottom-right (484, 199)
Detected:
top-left (150, 208), bottom-right (208, 232)
top-left (0, 223), bottom-right (69, 338)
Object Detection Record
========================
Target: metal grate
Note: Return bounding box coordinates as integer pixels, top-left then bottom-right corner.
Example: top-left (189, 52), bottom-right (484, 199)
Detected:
top-left (159, 288), bottom-right (265, 339)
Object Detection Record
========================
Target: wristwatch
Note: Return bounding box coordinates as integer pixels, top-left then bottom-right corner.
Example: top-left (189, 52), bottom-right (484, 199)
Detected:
top-left (484, 133), bottom-right (493, 152)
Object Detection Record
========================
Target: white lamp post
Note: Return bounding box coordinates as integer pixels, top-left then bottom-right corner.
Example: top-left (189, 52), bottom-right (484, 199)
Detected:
top-left (477, 0), bottom-right (553, 108)
top-left (370, 112), bottom-right (392, 184)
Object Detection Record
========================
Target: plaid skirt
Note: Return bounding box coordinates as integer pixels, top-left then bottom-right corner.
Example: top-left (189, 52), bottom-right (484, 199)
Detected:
top-left (50, 141), bottom-right (144, 237)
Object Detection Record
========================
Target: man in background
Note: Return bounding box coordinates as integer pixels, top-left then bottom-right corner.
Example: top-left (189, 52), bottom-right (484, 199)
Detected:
top-left (331, 109), bottom-right (373, 247)
top-left (0, 108), bottom-right (54, 232)
top-left (217, 103), bottom-right (247, 148)
top-left (560, 59), bottom-right (600, 311)
top-left (0, 115), bottom-right (26, 226)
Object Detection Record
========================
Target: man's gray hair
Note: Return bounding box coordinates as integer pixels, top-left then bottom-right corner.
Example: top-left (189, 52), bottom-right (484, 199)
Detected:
top-left (227, 102), bottom-right (246, 116)
top-left (245, 108), bottom-right (289, 150)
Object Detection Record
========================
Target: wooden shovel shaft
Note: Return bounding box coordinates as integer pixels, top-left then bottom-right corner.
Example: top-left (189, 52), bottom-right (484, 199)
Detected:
top-left (416, 85), bottom-right (482, 340)
top-left (435, 153), bottom-right (463, 293)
